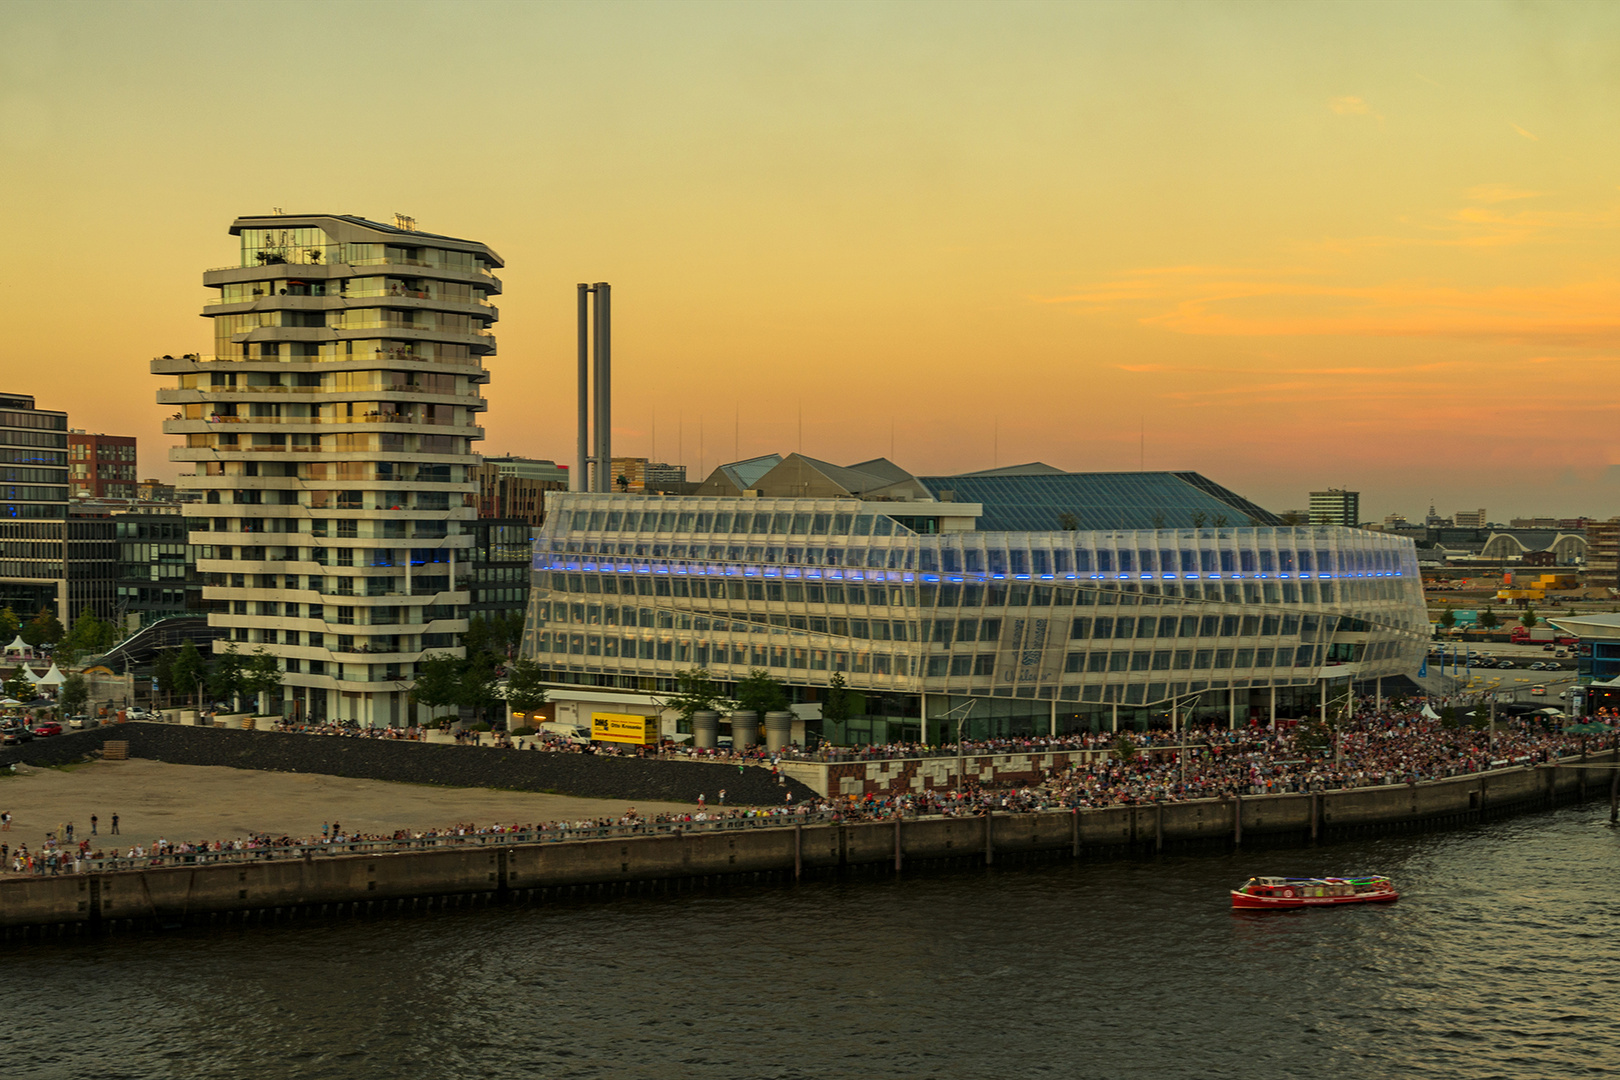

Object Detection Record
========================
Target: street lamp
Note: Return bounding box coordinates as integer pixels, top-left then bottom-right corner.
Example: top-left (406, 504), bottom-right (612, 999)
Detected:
top-left (935, 699), bottom-right (976, 795)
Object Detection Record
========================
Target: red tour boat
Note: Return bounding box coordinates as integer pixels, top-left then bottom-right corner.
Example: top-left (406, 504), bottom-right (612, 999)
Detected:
top-left (1231, 875), bottom-right (1398, 910)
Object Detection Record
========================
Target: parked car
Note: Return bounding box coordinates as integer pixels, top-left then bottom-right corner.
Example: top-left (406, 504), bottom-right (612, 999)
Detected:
top-left (31, 721), bottom-right (62, 737)
top-left (124, 707), bottom-right (151, 721)
top-left (1530, 685), bottom-right (1547, 696)
top-left (1529, 662), bottom-right (1545, 671)
top-left (66, 714), bottom-right (91, 729)
top-left (1, 722), bottom-right (32, 743)
top-left (0, 726), bottom-right (24, 745)
top-left (1543, 662), bottom-right (1559, 671)
top-left (1496, 660), bottom-right (1515, 668)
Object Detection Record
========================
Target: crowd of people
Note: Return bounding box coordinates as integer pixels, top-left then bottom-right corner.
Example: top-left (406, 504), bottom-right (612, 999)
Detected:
top-left (2, 698), bottom-right (1607, 877)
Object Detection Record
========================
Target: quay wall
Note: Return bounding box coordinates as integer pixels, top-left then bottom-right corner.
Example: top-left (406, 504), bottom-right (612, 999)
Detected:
top-left (3, 752), bottom-right (1612, 934)
top-left (0, 724), bottom-right (818, 806)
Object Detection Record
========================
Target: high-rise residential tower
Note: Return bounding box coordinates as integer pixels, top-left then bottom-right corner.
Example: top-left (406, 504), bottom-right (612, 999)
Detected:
top-left (154, 214), bottom-right (502, 725)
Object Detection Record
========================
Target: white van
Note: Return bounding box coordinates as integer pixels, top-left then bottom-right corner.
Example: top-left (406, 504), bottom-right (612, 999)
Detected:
top-left (539, 722), bottom-right (591, 745)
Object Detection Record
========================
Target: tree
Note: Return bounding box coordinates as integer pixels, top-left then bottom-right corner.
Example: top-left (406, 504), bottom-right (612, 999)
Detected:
top-left (1112, 732), bottom-right (1137, 762)
top-left (57, 606), bottom-right (117, 666)
top-left (503, 657), bottom-right (548, 715)
top-left (1438, 606), bottom-right (1456, 630)
top-left (1521, 604), bottom-right (1539, 632)
top-left (663, 668), bottom-right (730, 721)
top-left (823, 672), bottom-right (851, 725)
top-left (463, 611), bottom-right (524, 663)
top-left (59, 672), bottom-right (88, 718)
top-left (410, 653), bottom-right (463, 725)
top-left (458, 650), bottom-right (503, 727)
top-left (1190, 510), bottom-right (1208, 529)
top-left (1478, 606), bottom-right (1499, 630)
top-left (1, 670), bottom-right (32, 703)
top-left (170, 639), bottom-right (209, 709)
top-left (734, 669), bottom-right (788, 715)
top-left (21, 606), bottom-right (64, 647)
top-left (1212, 514), bottom-right (1229, 528)
top-left (0, 605), bottom-right (19, 642)
top-left (241, 648), bottom-right (283, 714)
top-left (1281, 511), bottom-right (1304, 526)
top-left (207, 643), bottom-right (248, 711)
top-left (153, 648), bottom-right (177, 706)
top-left (1057, 512), bottom-right (1079, 531)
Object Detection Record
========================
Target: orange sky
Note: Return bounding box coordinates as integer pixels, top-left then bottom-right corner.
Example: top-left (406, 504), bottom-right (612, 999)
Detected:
top-left (2, 1), bottom-right (1618, 522)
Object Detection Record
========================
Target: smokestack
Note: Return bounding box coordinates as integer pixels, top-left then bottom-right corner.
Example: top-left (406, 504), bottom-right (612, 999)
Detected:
top-left (594, 282), bottom-right (611, 492)
top-left (576, 284), bottom-right (589, 492)
top-left (576, 283), bottom-right (614, 493)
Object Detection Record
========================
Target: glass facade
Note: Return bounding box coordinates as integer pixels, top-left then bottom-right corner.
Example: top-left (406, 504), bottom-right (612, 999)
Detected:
top-left (520, 493), bottom-right (1427, 740)
top-left (0, 394), bottom-right (70, 620)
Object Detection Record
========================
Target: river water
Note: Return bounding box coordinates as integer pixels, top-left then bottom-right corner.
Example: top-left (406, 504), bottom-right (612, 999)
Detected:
top-left (4, 806), bottom-right (1618, 1080)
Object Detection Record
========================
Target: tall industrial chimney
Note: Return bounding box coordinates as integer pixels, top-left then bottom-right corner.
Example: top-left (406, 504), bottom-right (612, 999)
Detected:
top-left (576, 283), bottom-right (613, 493)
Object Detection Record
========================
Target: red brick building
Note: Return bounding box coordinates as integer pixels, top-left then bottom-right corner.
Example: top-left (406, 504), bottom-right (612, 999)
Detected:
top-left (68, 430), bottom-right (138, 499)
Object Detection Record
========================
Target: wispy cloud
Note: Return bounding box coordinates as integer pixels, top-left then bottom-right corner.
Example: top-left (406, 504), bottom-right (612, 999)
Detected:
top-left (1328, 96), bottom-right (1369, 115)
top-left (1510, 122), bottom-right (1539, 141)
top-left (1464, 183), bottom-right (1543, 204)
top-left (1054, 272), bottom-right (1620, 345)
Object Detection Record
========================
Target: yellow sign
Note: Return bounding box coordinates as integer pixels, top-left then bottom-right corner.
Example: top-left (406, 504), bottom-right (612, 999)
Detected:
top-left (591, 711), bottom-right (658, 745)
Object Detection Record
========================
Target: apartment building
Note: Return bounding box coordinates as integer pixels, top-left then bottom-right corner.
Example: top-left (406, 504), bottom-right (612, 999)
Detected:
top-left (154, 213), bottom-right (501, 725)
top-left (68, 431), bottom-right (138, 499)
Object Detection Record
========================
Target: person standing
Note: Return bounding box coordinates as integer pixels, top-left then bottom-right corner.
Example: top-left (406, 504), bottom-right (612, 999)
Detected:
top-left (110, 813), bottom-right (120, 835)
top-left (90, 814), bottom-right (97, 835)
top-left (1, 811), bottom-right (9, 831)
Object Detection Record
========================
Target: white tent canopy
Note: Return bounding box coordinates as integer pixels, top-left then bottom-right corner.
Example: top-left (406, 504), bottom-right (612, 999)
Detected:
top-left (39, 662), bottom-right (65, 685)
top-left (1421, 704), bottom-right (1442, 720)
top-left (21, 667), bottom-right (42, 684)
top-left (2, 635), bottom-right (27, 654)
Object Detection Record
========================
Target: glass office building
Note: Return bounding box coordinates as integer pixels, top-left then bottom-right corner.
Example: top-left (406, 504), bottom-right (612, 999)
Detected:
top-left (519, 466), bottom-right (1427, 743)
top-left (0, 393), bottom-right (71, 621)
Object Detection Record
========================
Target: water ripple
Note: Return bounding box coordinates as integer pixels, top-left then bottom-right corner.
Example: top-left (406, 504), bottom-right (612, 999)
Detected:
top-left (3, 807), bottom-right (1619, 1078)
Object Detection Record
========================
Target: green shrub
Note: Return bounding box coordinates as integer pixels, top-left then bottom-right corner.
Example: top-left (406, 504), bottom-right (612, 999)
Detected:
top-left (511, 726), bottom-right (536, 736)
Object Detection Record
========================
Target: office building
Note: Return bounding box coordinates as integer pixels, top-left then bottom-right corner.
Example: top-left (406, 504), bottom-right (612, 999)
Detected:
top-left (608, 457), bottom-right (688, 493)
top-left (1452, 509), bottom-right (1486, 529)
top-left (138, 478), bottom-right (178, 502)
top-left (0, 393), bottom-right (71, 622)
top-left (644, 461), bottom-right (687, 490)
top-left (520, 459), bottom-right (1427, 743)
top-left (115, 513), bottom-right (205, 630)
top-left (467, 518), bottom-right (533, 626)
top-left (1309, 489), bottom-right (1361, 528)
top-left (154, 213), bottom-right (502, 725)
top-left (475, 455), bottom-right (568, 524)
top-left (68, 431), bottom-right (138, 500)
top-left (64, 507), bottom-right (118, 621)
top-left (1585, 520), bottom-right (1620, 587)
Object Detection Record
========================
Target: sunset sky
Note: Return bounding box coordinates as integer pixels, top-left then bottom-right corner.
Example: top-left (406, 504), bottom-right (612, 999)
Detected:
top-left (3, 1), bottom-right (1618, 522)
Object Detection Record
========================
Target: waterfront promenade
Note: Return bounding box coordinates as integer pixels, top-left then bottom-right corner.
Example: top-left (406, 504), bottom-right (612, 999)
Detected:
top-left (0, 744), bottom-right (1611, 934)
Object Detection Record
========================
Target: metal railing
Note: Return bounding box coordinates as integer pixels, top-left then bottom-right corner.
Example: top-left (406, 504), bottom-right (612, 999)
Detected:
top-left (76, 810), bottom-right (838, 875)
